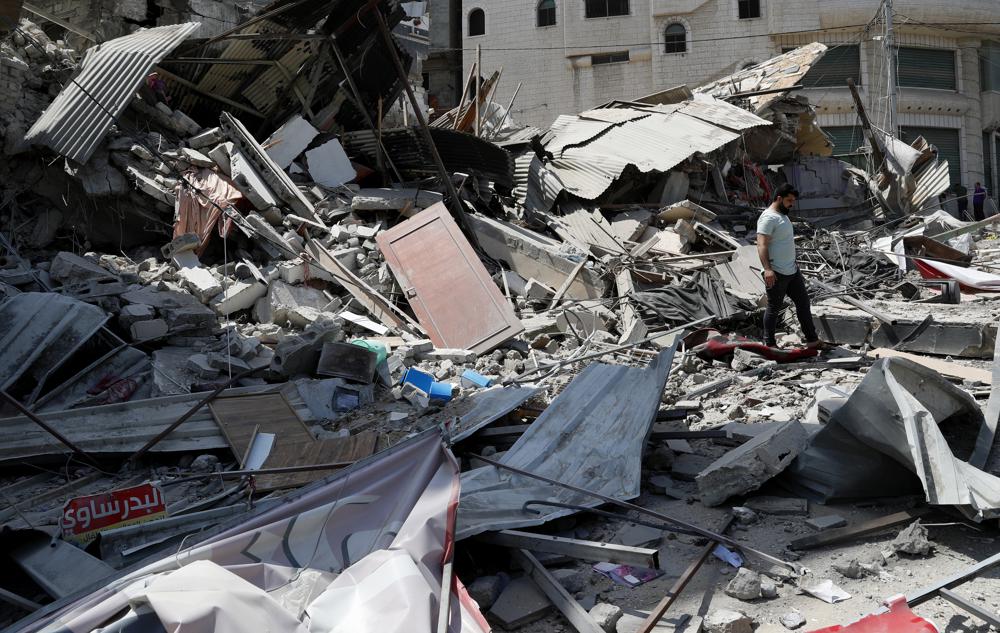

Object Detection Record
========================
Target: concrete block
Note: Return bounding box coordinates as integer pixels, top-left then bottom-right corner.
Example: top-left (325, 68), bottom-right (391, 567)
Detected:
top-left (264, 114), bottom-right (318, 169)
top-left (489, 577), bottom-right (552, 628)
top-left (805, 515), bottom-right (847, 531)
top-left (524, 278), bottom-right (555, 300)
top-left (305, 138), bottom-right (354, 188)
top-left (161, 233), bottom-right (200, 260)
top-left (211, 280), bottom-right (267, 315)
top-left (467, 574), bottom-right (504, 610)
top-left (703, 609), bottom-right (754, 633)
top-left (188, 126), bottom-right (224, 150)
top-left (696, 421), bottom-right (809, 507)
top-left (50, 252), bottom-right (113, 284)
top-left (418, 348), bottom-right (476, 363)
top-left (590, 603), bottom-right (624, 633)
top-left (130, 318), bottom-right (168, 341)
top-left (187, 353), bottom-right (219, 379)
top-left (179, 147), bottom-right (214, 167)
top-left (206, 352), bottom-right (251, 373)
top-left (130, 144), bottom-right (154, 161)
top-left (118, 303), bottom-right (155, 328)
top-left (724, 568), bottom-right (761, 601)
top-left (266, 280), bottom-right (328, 326)
top-left (670, 453), bottom-right (715, 481)
top-left (177, 267), bottom-right (222, 303)
top-left (162, 303), bottom-right (217, 331)
top-left (208, 142), bottom-right (233, 176)
top-left (127, 166), bottom-right (176, 206)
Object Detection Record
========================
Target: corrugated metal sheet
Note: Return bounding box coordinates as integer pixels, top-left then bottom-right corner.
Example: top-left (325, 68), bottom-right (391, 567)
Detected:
top-left (549, 203), bottom-right (629, 255)
top-left (695, 42), bottom-right (828, 113)
top-left (456, 346), bottom-right (676, 539)
top-left (24, 23), bottom-right (199, 164)
top-left (518, 99), bottom-right (768, 212)
top-left (377, 203), bottom-right (524, 354)
top-left (0, 385), bottom-right (314, 464)
top-left (0, 293), bottom-right (108, 405)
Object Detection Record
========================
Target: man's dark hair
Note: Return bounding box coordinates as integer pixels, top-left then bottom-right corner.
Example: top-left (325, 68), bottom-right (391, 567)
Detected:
top-left (774, 184), bottom-right (799, 200)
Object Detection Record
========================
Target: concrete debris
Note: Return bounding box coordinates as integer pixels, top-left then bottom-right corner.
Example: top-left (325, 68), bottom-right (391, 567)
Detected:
top-left (891, 520), bottom-right (933, 556)
top-left (2, 26), bottom-right (999, 633)
top-left (724, 568), bottom-right (762, 601)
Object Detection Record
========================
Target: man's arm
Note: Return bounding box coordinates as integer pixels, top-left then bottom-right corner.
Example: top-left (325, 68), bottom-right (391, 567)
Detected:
top-left (757, 234), bottom-right (776, 288)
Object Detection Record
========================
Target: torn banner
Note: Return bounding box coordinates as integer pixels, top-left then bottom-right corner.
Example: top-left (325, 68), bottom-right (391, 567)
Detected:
top-left (784, 358), bottom-right (1000, 521)
top-left (456, 345), bottom-right (675, 539)
top-left (20, 430), bottom-right (488, 633)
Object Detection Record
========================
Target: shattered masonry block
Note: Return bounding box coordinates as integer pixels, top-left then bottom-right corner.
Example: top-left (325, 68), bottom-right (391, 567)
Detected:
top-left (177, 267), bottom-right (223, 303)
top-left (695, 420), bottom-right (809, 507)
top-left (589, 603), bottom-right (623, 633)
top-left (179, 147), bottom-right (215, 168)
top-left (211, 280), bottom-right (267, 316)
top-left (524, 278), bottom-right (555, 300)
top-left (206, 352), bottom-right (251, 373)
top-left (187, 353), bottom-right (219, 379)
top-left (161, 233), bottom-right (200, 259)
top-left (118, 303), bottom-right (155, 328)
top-left (703, 609), bottom-right (754, 633)
top-left (127, 166), bottom-right (176, 206)
top-left (130, 144), bottom-right (154, 162)
top-left (130, 318), bottom-right (168, 341)
top-left (188, 127), bottom-right (224, 150)
top-left (49, 252), bottom-right (114, 284)
top-left (207, 142), bottom-right (233, 176)
top-left (266, 280), bottom-right (328, 326)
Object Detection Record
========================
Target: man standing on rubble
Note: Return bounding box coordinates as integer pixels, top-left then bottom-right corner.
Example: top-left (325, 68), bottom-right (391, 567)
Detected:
top-left (756, 184), bottom-right (821, 349)
top-left (973, 182), bottom-right (988, 220)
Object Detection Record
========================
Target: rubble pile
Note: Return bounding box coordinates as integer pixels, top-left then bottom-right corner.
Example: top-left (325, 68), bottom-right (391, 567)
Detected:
top-left (2, 7), bottom-right (1000, 633)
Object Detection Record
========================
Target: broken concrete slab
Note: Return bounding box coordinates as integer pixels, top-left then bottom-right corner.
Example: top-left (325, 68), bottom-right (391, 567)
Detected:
top-left (489, 576), bottom-right (552, 628)
top-left (351, 188), bottom-right (443, 211)
top-left (177, 267), bottom-right (222, 303)
top-left (613, 523), bottom-right (662, 548)
top-left (130, 318), bottom-right (168, 341)
top-left (467, 574), bottom-right (505, 610)
top-left (208, 142), bottom-right (233, 176)
top-left (669, 453), bottom-right (715, 482)
top-left (703, 609), bottom-right (754, 633)
top-left (805, 515), bottom-right (847, 531)
top-left (265, 281), bottom-right (328, 327)
top-left (305, 138), bottom-right (354, 188)
top-left (590, 603), bottom-right (624, 633)
top-left (179, 147), bottom-right (214, 167)
top-left (891, 520), bottom-right (933, 556)
top-left (49, 252), bottom-right (114, 284)
top-left (189, 126), bottom-right (224, 150)
top-left (263, 114), bottom-right (319, 169)
top-left (743, 496), bottom-right (809, 516)
top-left (724, 568), bottom-right (762, 601)
top-left (211, 280), bottom-right (267, 316)
top-left (696, 421), bottom-right (809, 506)
top-left (466, 213), bottom-right (606, 300)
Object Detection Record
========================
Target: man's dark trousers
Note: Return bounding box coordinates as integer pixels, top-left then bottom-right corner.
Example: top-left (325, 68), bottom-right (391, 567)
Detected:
top-left (763, 269), bottom-right (818, 347)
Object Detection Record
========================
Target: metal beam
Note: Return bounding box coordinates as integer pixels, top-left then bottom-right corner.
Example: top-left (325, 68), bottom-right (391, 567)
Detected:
top-left (0, 389), bottom-right (100, 467)
top-left (512, 549), bottom-right (605, 633)
top-left (154, 66), bottom-right (264, 118)
top-left (22, 1), bottom-right (96, 42)
top-left (477, 529), bottom-right (659, 568)
top-left (907, 551), bottom-right (1000, 607)
top-left (938, 589), bottom-right (1000, 628)
top-left (0, 586), bottom-right (42, 613)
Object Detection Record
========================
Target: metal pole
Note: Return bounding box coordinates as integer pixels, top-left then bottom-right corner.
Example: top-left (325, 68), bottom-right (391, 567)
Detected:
top-left (474, 45), bottom-right (482, 137)
top-left (885, 0), bottom-right (898, 138)
top-left (489, 81), bottom-right (522, 140)
top-left (127, 367), bottom-right (263, 465)
top-left (470, 453), bottom-right (802, 573)
top-left (372, 9), bottom-right (477, 241)
top-left (0, 389), bottom-right (100, 467)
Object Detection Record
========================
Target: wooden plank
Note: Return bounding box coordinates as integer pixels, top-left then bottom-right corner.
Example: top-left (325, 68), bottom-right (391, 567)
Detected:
top-left (512, 549), bottom-right (605, 633)
top-left (478, 530), bottom-right (659, 568)
top-left (209, 393), bottom-right (376, 491)
top-left (789, 507), bottom-right (931, 550)
top-left (869, 348), bottom-right (992, 384)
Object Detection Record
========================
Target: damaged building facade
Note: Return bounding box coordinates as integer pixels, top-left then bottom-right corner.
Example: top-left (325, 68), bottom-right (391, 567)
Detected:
top-left (462, 0), bottom-right (1000, 189)
top-left (3, 3), bottom-right (1000, 633)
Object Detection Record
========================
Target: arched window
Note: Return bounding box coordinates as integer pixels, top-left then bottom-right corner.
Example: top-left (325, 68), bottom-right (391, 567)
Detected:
top-left (537, 0), bottom-right (556, 27)
top-left (468, 8), bottom-right (485, 36)
top-left (664, 23), bottom-right (686, 54)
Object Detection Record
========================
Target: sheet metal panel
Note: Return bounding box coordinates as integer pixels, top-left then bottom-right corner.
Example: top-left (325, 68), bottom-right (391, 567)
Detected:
top-left (24, 23), bottom-right (199, 164)
top-left (377, 203), bottom-right (524, 354)
top-left (456, 346), bottom-right (677, 539)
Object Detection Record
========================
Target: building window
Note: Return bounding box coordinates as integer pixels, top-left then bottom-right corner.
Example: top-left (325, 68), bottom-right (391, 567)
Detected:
top-left (585, 0), bottom-right (628, 19)
top-left (786, 45), bottom-right (861, 88)
top-left (468, 8), bottom-right (485, 36)
top-left (537, 0), bottom-right (557, 26)
top-left (592, 51), bottom-right (629, 65)
top-left (738, 0), bottom-right (760, 19)
top-left (982, 41), bottom-right (1000, 91)
top-left (901, 126), bottom-right (961, 184)
top-left (897, 47), bottom-right (956, 90)
top-left (824, 125), bottom-right (866, 168)
top-left (664, 23), bottom-right (686, 54)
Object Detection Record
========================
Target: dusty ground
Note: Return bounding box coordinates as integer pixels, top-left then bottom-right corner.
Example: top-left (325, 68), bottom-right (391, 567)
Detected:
top-left (481, 491), bottom-right (1000, 633)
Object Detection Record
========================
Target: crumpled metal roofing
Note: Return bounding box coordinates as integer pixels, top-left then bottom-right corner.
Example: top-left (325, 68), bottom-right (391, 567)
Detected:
top-left (516, 96), bottom-right (769, 213)
top-left (695, 42), bottom-right (829, 113)
top-left (23, 23), bottom-right (200, 164)
top-left (456, 346), bottom-right (676, 539)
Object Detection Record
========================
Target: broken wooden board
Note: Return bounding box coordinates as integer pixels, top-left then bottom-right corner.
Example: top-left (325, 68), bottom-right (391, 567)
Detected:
top-left (209, 393), bottom-right (376, 491)
top-left (788, 507), bottom-right (931, 550)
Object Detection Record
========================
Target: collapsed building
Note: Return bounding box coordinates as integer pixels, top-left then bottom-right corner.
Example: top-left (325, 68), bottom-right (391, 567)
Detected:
top-left (1, 6), bottom-right (1000, 633)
